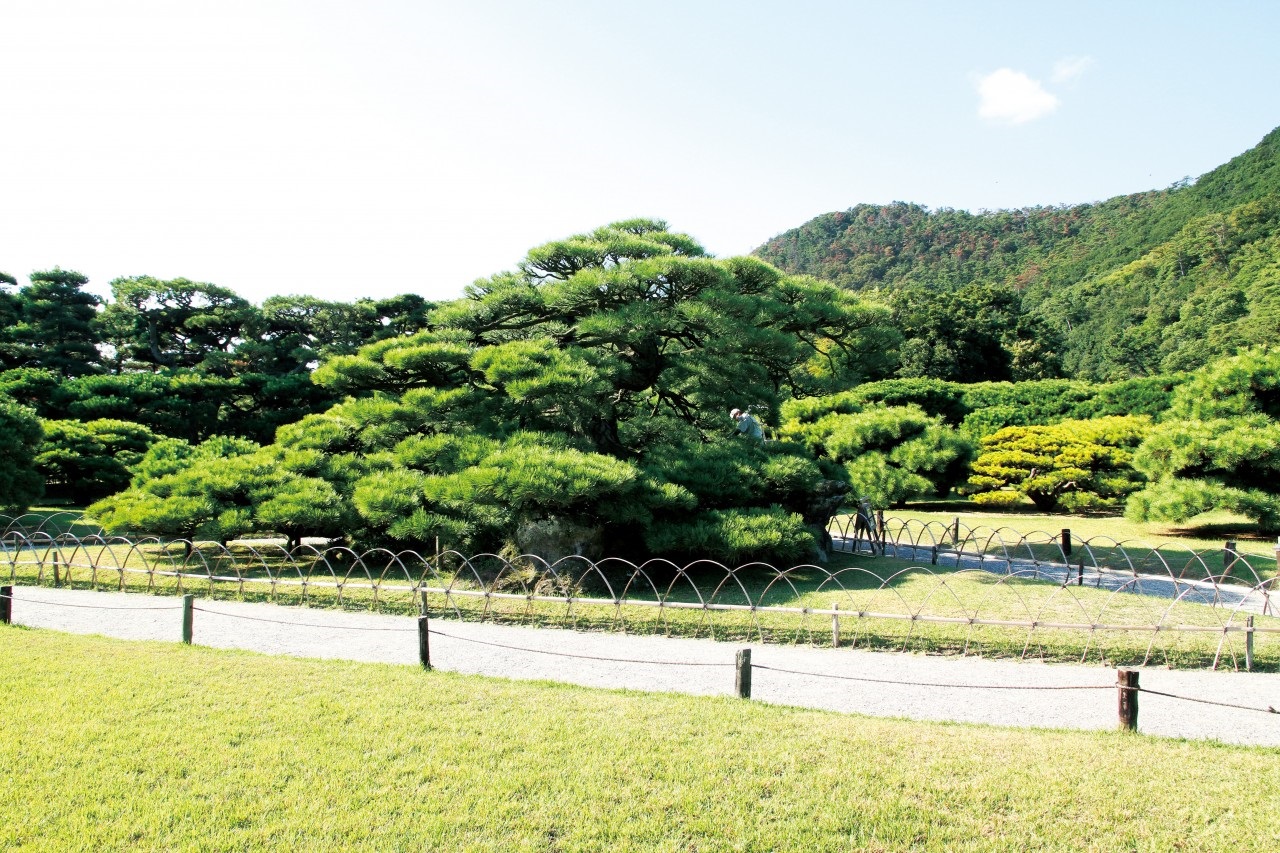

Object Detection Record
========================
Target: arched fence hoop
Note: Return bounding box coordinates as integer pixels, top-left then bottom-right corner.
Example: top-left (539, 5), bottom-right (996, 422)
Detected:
top-left (2, 514), bottom-right (1277, 670)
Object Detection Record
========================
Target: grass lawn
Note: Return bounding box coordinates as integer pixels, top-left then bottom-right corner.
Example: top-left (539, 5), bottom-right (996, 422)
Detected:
top-left (2, 507), bottom-right (102, 538)
top-left (885, 505), bottom-right (1278, 560)
top-left (2, 626), bottom-right (1278, 851)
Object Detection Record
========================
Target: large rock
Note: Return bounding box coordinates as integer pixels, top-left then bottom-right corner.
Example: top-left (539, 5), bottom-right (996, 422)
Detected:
top-left (515, 515), bottom-right (605, 564)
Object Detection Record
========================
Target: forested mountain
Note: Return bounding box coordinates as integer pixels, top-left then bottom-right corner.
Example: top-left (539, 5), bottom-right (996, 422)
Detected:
top-left (755, 126), bottom-right (1280, 382)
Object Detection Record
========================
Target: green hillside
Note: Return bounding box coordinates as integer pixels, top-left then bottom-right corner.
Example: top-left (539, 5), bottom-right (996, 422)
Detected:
top-left (755, 126), bottom-right (1280, 381)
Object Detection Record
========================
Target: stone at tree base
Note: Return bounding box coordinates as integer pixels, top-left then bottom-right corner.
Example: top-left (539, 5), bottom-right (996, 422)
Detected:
top-left (516, 516), bottom-right (605, 564)
top-left (802, 480), bottom-right (852, 563)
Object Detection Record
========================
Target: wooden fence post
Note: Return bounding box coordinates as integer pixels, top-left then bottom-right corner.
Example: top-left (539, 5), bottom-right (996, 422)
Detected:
top-left (831, 602), bottom-right (840, 649)
top-left (1246, 615), bottom-right (1254, 672)
top-left (952, 517), bottom-right (960, 547)
top-left (0, 586), bottom-right (11, 625)
top-left (735, 648), bottom-right (752, 699)
top-left (1061, 529), bottom-right (1072, 558)
top-left (1225, 541), bottom-right (1238, 578)
top-left (53, 554), bottom-right (61, 588)
top-left (1117, 669), bottom-right (1139, 731)
top-left (876, 510), bottom-right (885, 555)
top-left (181, 594), bottom-right (194, 644)
top-left (418, 615), bottom-right (431, 670)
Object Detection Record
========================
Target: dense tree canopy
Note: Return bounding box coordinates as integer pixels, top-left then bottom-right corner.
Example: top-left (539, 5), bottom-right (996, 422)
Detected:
top-left (315, 219), bottom-right (897, 451)
top-left (966, 416), bottom-right (1150, 512)
top-left (890, 283), bottom-right (1064, 383)
top-left (0, 396), bottom-right (44, 513)
top-left (98, 276), bottom-right (257, 371)
top-left (0, 267), bottom-right (438, 499)
top-left (35, 419), bottom-right (160, 502)
top-left (779, 395), bottom-right (973, 507)
top-left (0, 269), bottom-right (101, 377)
top-left (1127, 349), bottom-right (1280, 527)
top-left (90, 220), bottom-right (892, 562)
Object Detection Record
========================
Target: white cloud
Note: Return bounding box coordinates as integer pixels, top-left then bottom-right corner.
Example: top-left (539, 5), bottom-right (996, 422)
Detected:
top-left (1052, 55), bottom-right (1095, 84)
top-left (976, 68), bottom-right (1059, 125)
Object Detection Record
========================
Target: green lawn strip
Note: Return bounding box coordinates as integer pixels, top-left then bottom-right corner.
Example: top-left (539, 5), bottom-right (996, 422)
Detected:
top-left (2, 627), bottom-right (1277, 852)
top-left (1, 507), bottom-right (100, 538)
top-left (879, 508), bottom-right (1279, 585)
top-left (6, 541), bottom-right (1277, 670)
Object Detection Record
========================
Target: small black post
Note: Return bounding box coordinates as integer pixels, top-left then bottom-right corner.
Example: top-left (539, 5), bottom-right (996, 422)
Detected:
top-left (1117, 669), bottom-right (1139, 732)
top-left (1246, 615), bottom-right (1255, 672)
top-left (1061, 529), bottom-right (1072, 558)
top-left (0, 585), bottom-right (12, 624)
top-left (930, 545), bottom-right (938, 565)
top-left (53, 554), bottom-right (61, 588)
top-left (181, 594), bottom-right (194, 644)
top-left (1077, 560), bottom-right (1084, 586)
top-left (735, 648), bottom-right (752, 699)
top-left (418, 615), bottom-right (432, 670)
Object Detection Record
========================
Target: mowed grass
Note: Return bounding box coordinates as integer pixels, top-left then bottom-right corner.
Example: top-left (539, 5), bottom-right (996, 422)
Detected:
top-left (1, 508), bottom-right (101, 538)
top-left (3, 627), bottom-right (1279, 852)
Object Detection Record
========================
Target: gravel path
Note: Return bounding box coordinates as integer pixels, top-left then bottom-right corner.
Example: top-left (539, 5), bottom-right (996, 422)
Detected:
top-left (8, 586), bottom-right (1280, 746)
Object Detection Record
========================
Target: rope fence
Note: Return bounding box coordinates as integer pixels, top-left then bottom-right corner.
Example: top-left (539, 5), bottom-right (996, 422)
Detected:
top-left (4, 585), bottom-right (1277, 733)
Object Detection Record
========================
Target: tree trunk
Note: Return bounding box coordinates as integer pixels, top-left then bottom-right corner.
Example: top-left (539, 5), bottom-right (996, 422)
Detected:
top-left (586, 412), bottom-right (630, 458)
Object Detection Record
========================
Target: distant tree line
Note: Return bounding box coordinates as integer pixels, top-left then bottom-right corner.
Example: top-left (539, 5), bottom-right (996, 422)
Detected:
top-left (0, 268), bottom-right (434, 506)
top-left (755, 126), bottom-right (1280, 384)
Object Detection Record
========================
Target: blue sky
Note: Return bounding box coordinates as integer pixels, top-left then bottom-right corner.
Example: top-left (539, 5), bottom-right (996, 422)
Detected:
top-left (3, 0), bottom-right (1279, 306)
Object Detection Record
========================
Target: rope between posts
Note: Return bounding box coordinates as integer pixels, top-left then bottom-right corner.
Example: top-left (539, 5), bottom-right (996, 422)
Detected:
top-left (190, 606), bottom-right (416, 632)
top-left (0, 593), bottom-right (180, 611)
top-left (7, 586), bottom-right (1279, 716)
top-left (426, 625), bottom-right (730, 666)
top-left (751, 663), bottom-right (1111, 691)
top-left (1135, 686), bottom-right (1280, 715)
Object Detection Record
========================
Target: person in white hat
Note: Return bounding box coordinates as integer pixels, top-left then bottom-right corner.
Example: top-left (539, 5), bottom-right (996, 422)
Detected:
top-left (729, 407), bottom-right (764, 443)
